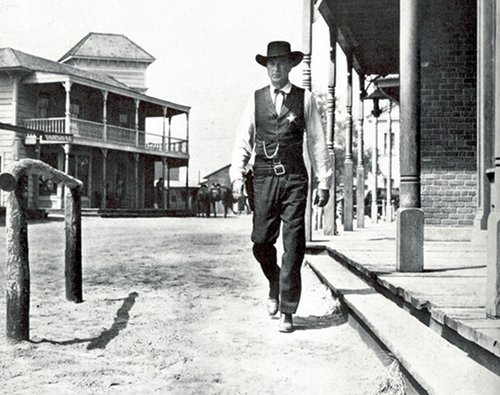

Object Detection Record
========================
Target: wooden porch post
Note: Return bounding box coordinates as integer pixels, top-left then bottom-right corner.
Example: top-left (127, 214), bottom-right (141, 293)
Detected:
top-left (324, 29), bottom-right (337, 236)
top-left (343, 54), bottom-right (354, 231)
top-left (372, 114), bottom-right (380, 223)
top-left (185, 113), bottom-right (190, 211)
top-left (101, 148), bottom-right (108, 209)
top-left (357, 74), bottom-right (366, 228)
top-left (486, 0), bottom-right (500, 318)
top-left (61, 144), bottom-right (71, 208)
top-left (102, 90), bottom-right (108, 142)
top-left (64, 81), bottom-right (72, 136)
top-left (11, 75), bottom-right (23, 161)
top-left (134, 99), bottom-right (140, 147)
top-left (386, 102), bottom-right (393, 222)
top-left (302, 0), bottom-right (313, 241)
top-left (475, 0), bottom-right (495, 232)
top-left (134, 154), bottom-right (140, 209)
top-left (397, 0), bottom-right (424, 272)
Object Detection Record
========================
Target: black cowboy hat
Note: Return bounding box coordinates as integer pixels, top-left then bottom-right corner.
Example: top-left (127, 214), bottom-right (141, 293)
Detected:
top-left (256, 41), bottom-right (304, 67)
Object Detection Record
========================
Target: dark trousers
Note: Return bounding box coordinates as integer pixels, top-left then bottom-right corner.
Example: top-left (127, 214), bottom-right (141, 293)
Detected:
top-left (251, 173), bottom-right (308, 314)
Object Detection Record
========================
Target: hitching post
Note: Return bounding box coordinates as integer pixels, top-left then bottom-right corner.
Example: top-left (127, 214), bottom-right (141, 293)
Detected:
top-left (0, 159), bottom-right (83, 342)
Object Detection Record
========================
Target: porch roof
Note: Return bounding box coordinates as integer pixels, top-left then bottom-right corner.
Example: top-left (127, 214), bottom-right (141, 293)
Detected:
top-left (0, 48), bottom-right (190, 116)
top-left (318, 0), bottom-right (399, 77)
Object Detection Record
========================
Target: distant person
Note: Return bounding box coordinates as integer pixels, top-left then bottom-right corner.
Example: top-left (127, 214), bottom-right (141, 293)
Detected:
top-left (230, 41), bottom-right (332, 332)
top-left (155, 177), bottom-right (164, 209)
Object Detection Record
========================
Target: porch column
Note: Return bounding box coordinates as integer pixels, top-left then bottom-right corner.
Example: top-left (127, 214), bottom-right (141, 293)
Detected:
top-left (397, 0), bottom-right (424, 272)
top-left (357, 74), bottom-right (366, 228)
top-left (134, 99), bottom-right (140, 147)
top-left (161, 158), bottom-right (166, 209)
top-left (475, 0), bottom-right (495, 231)
top-left (61, 144), bottom-right (71, 208)
top-left (343, 54), bottom-right (354, 231)
top-left (10, 75), bottom-right (23, 160)
top-left (101, 149), bottom-right (108, 209)
top-left (185, 112), bottom-right (190, 211)
top-left (485, 0), bottom-right (500, 318)
top-left (162, 107), bottom-right (167, 151)
top-left (64, 81), bottom-right (72, 136)
top-left (372, 115), bottom-right (380, 223)
top-left (102, 91), bottom-right (108, 142)
top-left (134, 154), bottom-right (140, 208)
top-left (167, 162), bottom-right (171, 209)
top-left (302, 0), bottom-right (313, 241)
top-left (386, 102), bottom-right (393, 222)
top-left (168, 116), bottom-right (172, 151)
top-left (324, 30), bottom-right (337, 236)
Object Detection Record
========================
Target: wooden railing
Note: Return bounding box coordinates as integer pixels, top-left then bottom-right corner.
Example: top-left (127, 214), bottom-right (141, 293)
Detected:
top-left (22, 118), bottom-right (188, 154)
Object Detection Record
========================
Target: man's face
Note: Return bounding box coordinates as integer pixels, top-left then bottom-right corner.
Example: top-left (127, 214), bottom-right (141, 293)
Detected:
top-left (266, 56), bottom-right (292, 88)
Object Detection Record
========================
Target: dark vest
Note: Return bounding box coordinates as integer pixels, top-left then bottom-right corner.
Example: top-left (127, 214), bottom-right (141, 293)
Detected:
top-left (254, 85), bottom-right (306, 173)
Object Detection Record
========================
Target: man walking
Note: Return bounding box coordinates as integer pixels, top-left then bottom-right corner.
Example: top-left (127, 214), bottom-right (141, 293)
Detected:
top-left (230, 41), bottom-right (332, 332)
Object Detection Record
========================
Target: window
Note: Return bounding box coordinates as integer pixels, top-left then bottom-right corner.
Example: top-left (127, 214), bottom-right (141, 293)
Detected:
top-left (119, 113), bottom-right (128, 127)
top-left (36, 95), bottom-right (49, 118)
top-left (70, 101), bottom-right (80, 117)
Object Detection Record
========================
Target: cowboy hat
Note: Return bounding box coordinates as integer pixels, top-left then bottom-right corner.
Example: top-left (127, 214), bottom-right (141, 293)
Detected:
top-left (256, 41), bottom-right (304, 67)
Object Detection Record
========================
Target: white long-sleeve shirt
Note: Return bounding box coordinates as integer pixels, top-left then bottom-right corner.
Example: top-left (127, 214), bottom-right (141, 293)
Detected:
top-left (230, 83), bottom-right (333, 190)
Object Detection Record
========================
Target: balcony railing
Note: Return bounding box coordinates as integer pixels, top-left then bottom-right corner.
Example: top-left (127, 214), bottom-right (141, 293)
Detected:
top-left (23, 117), bottom-right (188, 154)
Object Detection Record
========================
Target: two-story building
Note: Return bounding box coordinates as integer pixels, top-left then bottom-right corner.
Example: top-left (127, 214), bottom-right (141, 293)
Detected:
top-left (0, 32), bottom-right (190, 211)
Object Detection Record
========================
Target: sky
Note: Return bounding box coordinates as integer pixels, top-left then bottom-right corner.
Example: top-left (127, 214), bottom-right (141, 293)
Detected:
top-left (0, 0), bottom-right (347, 185)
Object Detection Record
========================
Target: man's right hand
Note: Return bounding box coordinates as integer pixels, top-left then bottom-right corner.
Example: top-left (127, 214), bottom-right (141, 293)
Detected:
top-left (232, 178), bottom-right (244, 198)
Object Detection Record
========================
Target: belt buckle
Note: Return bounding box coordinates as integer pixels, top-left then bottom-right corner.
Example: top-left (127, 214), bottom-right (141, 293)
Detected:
top-left (273, 163), bottom-right (286, 176)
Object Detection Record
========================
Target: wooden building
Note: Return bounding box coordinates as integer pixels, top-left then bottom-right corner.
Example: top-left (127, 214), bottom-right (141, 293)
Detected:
top-left (0, 33), bottom-right (190, 211)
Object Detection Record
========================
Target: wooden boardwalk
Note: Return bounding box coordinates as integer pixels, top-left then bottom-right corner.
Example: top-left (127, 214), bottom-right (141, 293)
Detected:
top-left (309, 221), bottom-right (499, 366)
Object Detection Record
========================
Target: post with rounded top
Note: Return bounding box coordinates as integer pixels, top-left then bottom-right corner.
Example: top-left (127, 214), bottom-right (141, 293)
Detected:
top-left (343, 54), bottom-right (354, 231)
top-left (397, 0), bottom-right (424, 272)
top-left (357, 74), bottom-right (366, 228)
top-left (302, 0), bottom-right (314, 241)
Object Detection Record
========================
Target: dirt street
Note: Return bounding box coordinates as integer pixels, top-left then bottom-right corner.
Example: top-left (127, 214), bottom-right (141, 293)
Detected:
top-left (0, 214), bottom-right (390, 394)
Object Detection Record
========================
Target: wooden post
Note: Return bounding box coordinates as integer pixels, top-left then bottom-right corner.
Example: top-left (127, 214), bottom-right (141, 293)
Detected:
top-left (11, 75), bottom-right (23, 161)
top-left (324, 29), bottom-right (337, 236)
top-left (134, 154), bottom-right (140, 209)
top-left (485, 0), bottom-right (500, 317)
top-left (475, 0), bottom-right (494, 231)
top-left (102, 90), bottom-right (108, 142)
top-left (134, 99), bottom-right (140, 147)
top-left (63, 81), bottom-right (72, 136)
top-left (1, 159), bottom-right (84, 342)
top-left (397, 0), bottom-right (424, 272)
top-left (185, 113), bottom-right (190, 211)
top-left (386, 103), bottom-right (393, 222)
top-left (303, 0), bottom-right (314, 241)
top-left (343, 54), bottom-right (354, 231)
top-left (65, 186), bottom-right (82, 303)
top-left (357, 74), bottom-right (366, 228)
top-left (101, 149), bottom-right (108, 209)
top-left (372, 115), bottom-right (380, 223)
top-left (5, 170), bottom-right (29, 342)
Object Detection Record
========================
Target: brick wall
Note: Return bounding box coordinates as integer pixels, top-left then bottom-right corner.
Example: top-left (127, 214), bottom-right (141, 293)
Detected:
top-left (420, 0), bottom-right (477, 226)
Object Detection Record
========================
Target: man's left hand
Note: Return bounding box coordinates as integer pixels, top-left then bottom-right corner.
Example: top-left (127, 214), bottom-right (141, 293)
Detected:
top-left (314, 189), bottom-right (330, 208)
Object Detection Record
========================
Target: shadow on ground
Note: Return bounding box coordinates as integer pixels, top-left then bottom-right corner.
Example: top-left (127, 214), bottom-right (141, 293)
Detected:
top-left (30, 292), bottom-right (138, 350)
top-left (293, 310), bottom-right (348, 331)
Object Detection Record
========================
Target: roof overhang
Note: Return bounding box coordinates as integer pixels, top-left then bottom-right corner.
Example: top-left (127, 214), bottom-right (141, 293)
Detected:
top-left (22, 71), bottom-right (190, 116)
top-left (319, 0), bottom-right (399, 77)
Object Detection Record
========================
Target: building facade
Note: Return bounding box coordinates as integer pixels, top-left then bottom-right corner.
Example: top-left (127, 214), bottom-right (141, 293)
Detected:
top-left (0, 33), bottom-right (190, 210)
